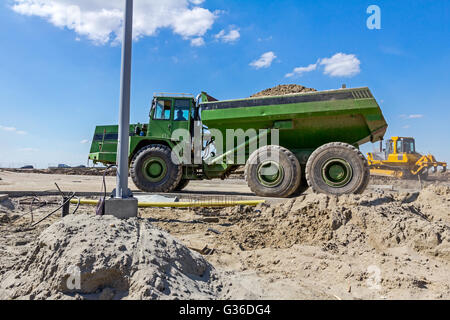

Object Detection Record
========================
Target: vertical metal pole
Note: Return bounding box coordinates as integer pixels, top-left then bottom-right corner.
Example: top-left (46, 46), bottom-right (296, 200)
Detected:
top-left (116, 0), bottom-right (133, 199)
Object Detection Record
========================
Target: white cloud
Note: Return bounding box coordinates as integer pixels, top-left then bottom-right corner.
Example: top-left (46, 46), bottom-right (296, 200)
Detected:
top-left (0, 125), bottom-right (27, 135)
top-left (0, 126), bottom-right (16, 132)
top-left (285, 63), bottom-right (317, 78)
top-left (285, 53), bottom-right (361, 78)
top-left (400, 114), bottom-right (424, 119)
top-left (190, 37), bottom-right (205, 47)
top-left (80, 139), bottom-right (90, 144)
top-left (215, 27), bottom-right (240, 43)
top-left (380, 46), bottom-right (404, 56)
top-left (319, 53), bottom-right (361, 77)
top-left (11, 0), bottom-right (218, 45)
top-left (257, 36), bottom-right (272, 42)
top-left (250, 51), bottom-right (276, 69)
top-left (18, 148), bottom-right (39, 152)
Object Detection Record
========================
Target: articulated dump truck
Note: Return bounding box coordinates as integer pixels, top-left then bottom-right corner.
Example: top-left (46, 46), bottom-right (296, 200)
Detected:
top-left (89, 87), bottom-right (387, 197)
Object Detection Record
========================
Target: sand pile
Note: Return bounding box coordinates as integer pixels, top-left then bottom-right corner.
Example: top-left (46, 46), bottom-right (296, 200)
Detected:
top-left (0, 198), bottom-right (16, 224)
top-left (219, 185), bottom-right (450, 260)
top-left (251, 84), bottom-right (317, 98)
top-left (0, 215), bottom-right (222, 300)
top-left (415, 184), bottom-right (450, 223)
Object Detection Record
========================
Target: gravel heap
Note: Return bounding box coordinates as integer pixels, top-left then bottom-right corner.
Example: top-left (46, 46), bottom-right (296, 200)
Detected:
top-left (251, 84), bottom-right (317, 98)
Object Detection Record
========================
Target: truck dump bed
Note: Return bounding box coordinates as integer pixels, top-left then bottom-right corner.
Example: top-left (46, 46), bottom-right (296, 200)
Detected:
top-left (200, 87), bottom-right (387, 151)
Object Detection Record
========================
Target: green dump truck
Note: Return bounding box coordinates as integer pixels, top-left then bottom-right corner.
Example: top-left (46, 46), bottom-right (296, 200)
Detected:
top-left (89, 87), bottom-right (387, 197)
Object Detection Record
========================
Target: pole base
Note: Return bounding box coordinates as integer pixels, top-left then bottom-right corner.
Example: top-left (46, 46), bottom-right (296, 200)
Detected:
top-left (105, 197), bottom-right (138, 219)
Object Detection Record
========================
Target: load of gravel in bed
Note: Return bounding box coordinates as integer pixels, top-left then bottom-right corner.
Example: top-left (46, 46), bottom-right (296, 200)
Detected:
top-left (250, 84), bottom-right (317, 98)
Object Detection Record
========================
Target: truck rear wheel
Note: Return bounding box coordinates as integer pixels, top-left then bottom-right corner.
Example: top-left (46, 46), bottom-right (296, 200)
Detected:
top-left (306, 142), bottom-right (369, 195)
top-left (174, 179), bottom-right (190, 191)
top-left (130, 144), bottom-right (182, 193)
top-left (245, 145), bottom-right (301, 198)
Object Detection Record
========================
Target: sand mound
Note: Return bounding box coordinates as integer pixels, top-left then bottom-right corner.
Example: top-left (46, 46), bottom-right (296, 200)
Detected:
top-left (415, 184), bottom-right (450, 223)
top-left (0, 215), bottom-right (222, 300)
top-left (251, 84), bottom-right (317, 98)
top-left (219, 185), bottom-right (450, 260)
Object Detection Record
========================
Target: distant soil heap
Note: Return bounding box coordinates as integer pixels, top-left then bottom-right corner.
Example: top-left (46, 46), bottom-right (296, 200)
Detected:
top-left (251, 84), bottom-right (317, 98)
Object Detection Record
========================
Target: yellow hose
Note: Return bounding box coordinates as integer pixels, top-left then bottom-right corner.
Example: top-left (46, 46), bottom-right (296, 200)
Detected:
top-left (70, 199), bottom-right (264, 208)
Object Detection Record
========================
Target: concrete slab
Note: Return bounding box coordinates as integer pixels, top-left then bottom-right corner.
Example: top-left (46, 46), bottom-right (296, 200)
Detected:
top-left (134, 194), bottom-right (179, 203)
top-left (105, 197), bottom-right (138, 219)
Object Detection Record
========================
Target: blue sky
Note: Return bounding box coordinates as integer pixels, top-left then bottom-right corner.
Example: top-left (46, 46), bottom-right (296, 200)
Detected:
top-left (0, 0), bottom-right (449, 168)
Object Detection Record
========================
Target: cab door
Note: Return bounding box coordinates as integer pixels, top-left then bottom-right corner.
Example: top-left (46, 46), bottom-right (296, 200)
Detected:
top-left (148, 98), bottom-right (172, 139)
top-left (171, 99), bottom-right (191, 140)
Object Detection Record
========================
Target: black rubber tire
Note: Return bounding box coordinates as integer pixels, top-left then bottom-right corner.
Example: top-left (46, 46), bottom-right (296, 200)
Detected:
top-left (174, 179), bottom-right (190, 191)
top-left (245, 145), bottom-right (301, 198)
top-left (291, 166), bottom-right (310, 196)
top-left (130, 144), bottom-right (182, 193)
top-left (305, 142), bottom-right (370, 195)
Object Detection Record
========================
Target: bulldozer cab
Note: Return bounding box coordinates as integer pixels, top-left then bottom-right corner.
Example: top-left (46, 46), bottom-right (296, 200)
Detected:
top-left (386, 137), bottom-right (416, 156)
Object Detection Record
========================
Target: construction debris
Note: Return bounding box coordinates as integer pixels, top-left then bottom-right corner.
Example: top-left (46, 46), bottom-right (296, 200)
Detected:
top-left (207, 227), bottom-right (221, 234)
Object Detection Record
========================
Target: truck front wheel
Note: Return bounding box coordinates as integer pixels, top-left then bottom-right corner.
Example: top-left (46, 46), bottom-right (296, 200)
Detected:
top-left (174, 179), bottom-right (190, 191)
top-left (245, 145), bottom-right (301, 198)
top-left (305, 142), bottom-right (369, 195)
top-left (130, 144), bottom-right (182, 193)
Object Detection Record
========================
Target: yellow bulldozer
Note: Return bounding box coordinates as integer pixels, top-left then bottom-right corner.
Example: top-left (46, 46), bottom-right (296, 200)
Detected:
top-left (367, 136), bottom-right (447, 179)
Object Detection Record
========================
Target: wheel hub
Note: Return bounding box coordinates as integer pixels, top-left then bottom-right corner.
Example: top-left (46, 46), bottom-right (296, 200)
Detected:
top-left (257, 161), bottom-right (284, 187)
top-left (143, 157), bottom-right (167, 182)
top-left (321, 158), bottom-right (353, 187)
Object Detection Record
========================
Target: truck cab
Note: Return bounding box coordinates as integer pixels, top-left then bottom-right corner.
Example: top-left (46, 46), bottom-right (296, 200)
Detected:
top-left (147, 93), bottom-right (197, 140)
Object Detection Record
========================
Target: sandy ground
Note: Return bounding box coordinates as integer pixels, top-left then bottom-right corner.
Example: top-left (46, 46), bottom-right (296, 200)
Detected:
top-left (0, 172), bottom-right (449, 300)
top-left (0, 170), bottom-right (259, 198)
top-left (139, 186), bottom-right (450, 300)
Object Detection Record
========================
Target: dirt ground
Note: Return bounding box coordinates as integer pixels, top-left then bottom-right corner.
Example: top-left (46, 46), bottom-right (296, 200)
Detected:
top-left (0, 174), bottom-right (449, 300)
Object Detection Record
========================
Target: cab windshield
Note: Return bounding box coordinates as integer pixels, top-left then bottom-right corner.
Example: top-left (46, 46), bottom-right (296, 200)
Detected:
top-left (396, 138), bottom-right (416, 153)
top-left (401, 139), bottom-right (415, 153)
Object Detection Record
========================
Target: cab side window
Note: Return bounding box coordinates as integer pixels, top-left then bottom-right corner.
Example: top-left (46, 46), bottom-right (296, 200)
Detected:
top-left (387, 141), bottom-right (393, 154)
top-left (174, 99), bottom-right (190, 121)
top-left (154, 100), bottom-right (171, 120)
top-left (396, 140), bottom-right (403, 153)
top-left (405, 140), bottom-right (415, 153)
